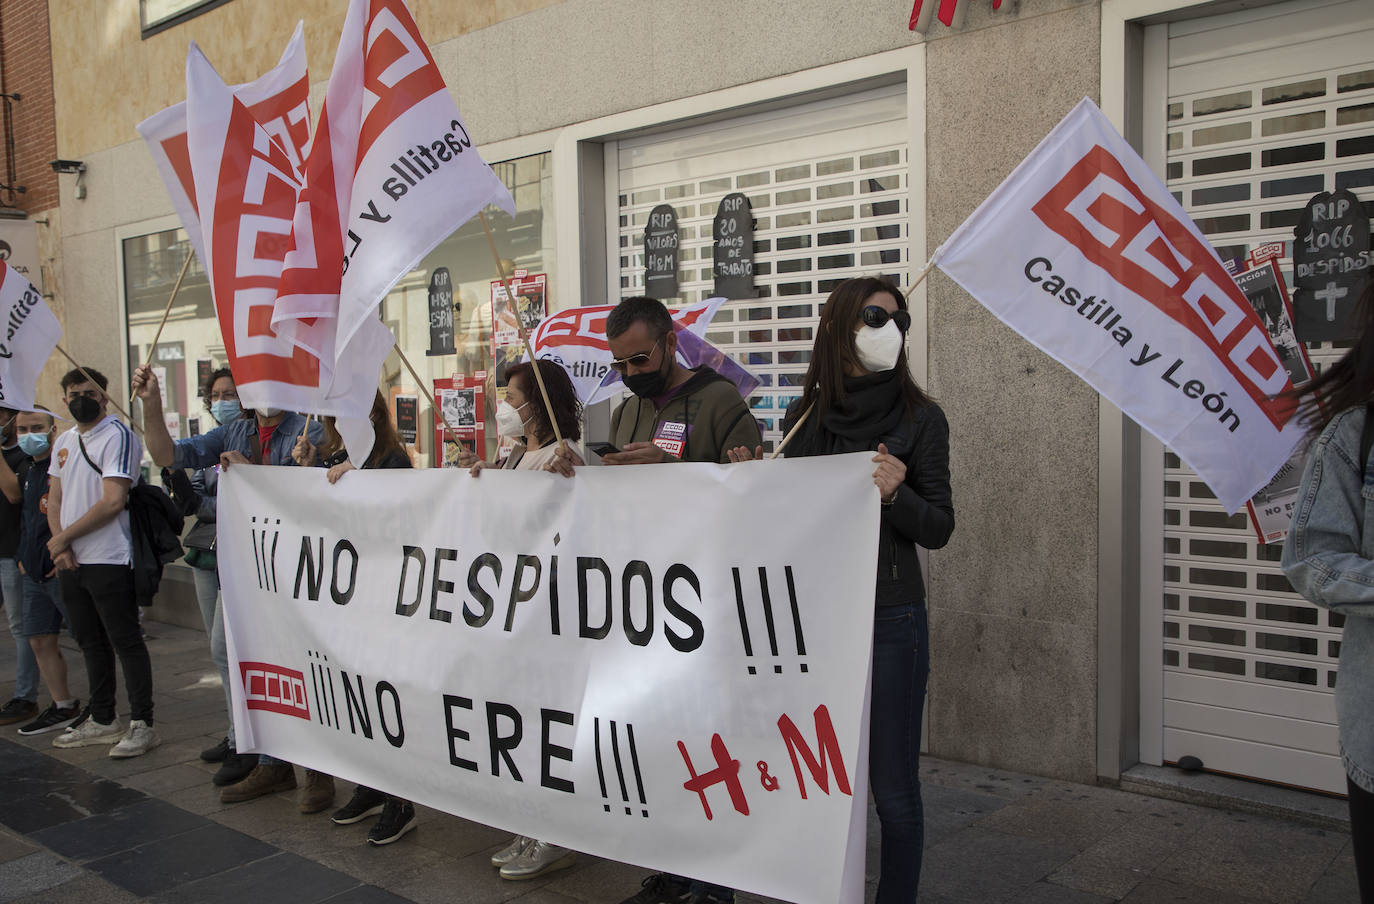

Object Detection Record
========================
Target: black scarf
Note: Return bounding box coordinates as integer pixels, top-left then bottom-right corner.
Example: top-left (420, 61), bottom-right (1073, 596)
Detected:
top-left (795, 370), bottom-right (911, 456)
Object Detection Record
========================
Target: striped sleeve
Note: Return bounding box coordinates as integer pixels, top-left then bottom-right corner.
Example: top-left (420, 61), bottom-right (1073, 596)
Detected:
top-left (101, 422), bottom-right (141, 480)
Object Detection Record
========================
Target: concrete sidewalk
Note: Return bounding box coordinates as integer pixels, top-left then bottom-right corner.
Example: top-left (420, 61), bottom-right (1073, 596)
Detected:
top-left (0, 620), bottom-right (1360, 903)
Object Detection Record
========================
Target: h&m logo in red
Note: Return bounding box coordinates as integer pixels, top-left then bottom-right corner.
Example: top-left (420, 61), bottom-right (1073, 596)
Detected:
top-left (240, 661), bottom-right (310, 720)
top-left (1031, 146), bottom-right (1296, 429)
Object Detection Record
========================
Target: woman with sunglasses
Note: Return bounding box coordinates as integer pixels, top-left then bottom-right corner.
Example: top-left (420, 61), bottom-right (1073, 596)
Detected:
top-left (729, 275), bottom-right (953, 903)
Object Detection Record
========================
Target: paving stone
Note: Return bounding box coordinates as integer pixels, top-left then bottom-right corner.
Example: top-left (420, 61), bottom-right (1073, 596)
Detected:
top-left (0, 778), bottom-right (147, 834)
top-left (1153, 810), bottom-right (1348, 903)
top-left (84, 822), bottom-right (276, 896)
top-left (503, 891), bottom-right (587, 904)
top-left (922, 781), bottom-right (1014, 848)
top-left (1120, 876), bottom-right (1270, 903)
top-left (320, 886), bottom-right (419, 904)
top-left (1008, 880), bottom-right (1115, 903)
top-left (384, 847), bottom-right (568, 904)
top-left (148, 850), bottom-right (362, 904)
top-left (541, 855), bottom-right (655, 902)
top-left (29, 798), bottom-right (205, 861)
top-left (1047, 822), bottom-right (1193, 899)
top-left (1303, 847), bottom-right (1360, 904)
top-left (0, 852), bottom-right (84, 902)
top-left (408, 811), bottom-right (512, 860)
top-left (980, 787), bottom-right (1140, 851)
top-left (5, 872), bottom-right (140, 904)
top-left (0, 830), bottom-right (37, 865)
top-left (118, 760), bottom-right (216, 796)
top-left (920, 827), bottom-right (1079, 903)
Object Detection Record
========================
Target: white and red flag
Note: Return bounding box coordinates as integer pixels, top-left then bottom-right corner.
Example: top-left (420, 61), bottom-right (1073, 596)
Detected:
top-left (0, 261), bottom-right (61, 414)
top-left (933, 98), bottom-right (1304, 513)
top-left (136, 23), bottom-right (311, 271)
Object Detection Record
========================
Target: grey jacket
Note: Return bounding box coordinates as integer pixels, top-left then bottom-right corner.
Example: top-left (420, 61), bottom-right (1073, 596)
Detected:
top-left (1281, 406), bottom-right (1374, 793)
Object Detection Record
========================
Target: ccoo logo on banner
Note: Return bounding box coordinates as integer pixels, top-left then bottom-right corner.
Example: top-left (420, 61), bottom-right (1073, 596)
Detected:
top-left (934, 98), bottom-right (1304, 513)
top-left (218, 458), bottom-right (877, 903)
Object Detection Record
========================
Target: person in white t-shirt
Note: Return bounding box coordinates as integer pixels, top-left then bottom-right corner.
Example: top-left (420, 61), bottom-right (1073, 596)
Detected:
top-left (45, 366), bottom-right (160, 758)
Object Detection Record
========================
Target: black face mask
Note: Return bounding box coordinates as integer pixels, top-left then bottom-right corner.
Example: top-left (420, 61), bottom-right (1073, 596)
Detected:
top-left (67, 396), bottom-right (102, 424)
top-left (622, 344), bottom-right (672, 399)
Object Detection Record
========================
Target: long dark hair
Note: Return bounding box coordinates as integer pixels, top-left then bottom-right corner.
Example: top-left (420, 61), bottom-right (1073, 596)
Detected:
top-left (1294, 280), bottom-right (1374, 434)
top-left (507, 360), bottom-right (582, 442)
top-left (798, 276), bottom-right (930, 419)
top-left (319, 391), bottom-right (407, 466)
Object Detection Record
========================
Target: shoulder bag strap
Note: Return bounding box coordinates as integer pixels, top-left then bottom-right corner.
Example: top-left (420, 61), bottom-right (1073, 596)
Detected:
top-left (75, 434), bottom-right (101, 475)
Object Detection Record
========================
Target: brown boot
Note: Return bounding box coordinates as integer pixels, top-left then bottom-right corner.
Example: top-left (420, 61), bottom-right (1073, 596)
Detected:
top-left (299, 770), bottom-right (336, 814)
top-left (220, 763), bottom-right (296, 803)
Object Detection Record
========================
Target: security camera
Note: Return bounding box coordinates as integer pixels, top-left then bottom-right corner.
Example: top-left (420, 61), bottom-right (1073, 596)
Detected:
top-left (49, 159), bottom-right (86, 174)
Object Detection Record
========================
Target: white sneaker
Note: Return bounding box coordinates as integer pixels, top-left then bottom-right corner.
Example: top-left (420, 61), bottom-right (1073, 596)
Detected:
top-left (51, 713), bottom-right (123, 748)
top-left (109, 720), bottom-right (161, 758)
top-left (490, 835), bottom-right (533, 868)
top-left (498, 839), bottom-right (575, 880)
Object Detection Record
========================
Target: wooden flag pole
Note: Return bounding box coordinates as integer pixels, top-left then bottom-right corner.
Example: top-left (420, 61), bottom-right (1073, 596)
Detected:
top-left (903, 249), bottom-right (941, 300)
top-left (390, 340), bottom-right (465, 443)
top-left (129, 249), bottom-right (195, 405)
top-left (477, 210), bottom-right (565, 446)
top-left (54, 344), bottom-right (143, 434)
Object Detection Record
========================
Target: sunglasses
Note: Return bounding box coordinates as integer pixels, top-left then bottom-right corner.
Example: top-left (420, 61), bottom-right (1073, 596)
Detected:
top-left (609, 336), bottom-right (664, 374)
top-left (861, 306), bottom-right (911, 332)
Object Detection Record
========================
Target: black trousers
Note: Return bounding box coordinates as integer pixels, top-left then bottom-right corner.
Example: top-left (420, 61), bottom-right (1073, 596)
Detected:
top-left (1350, 776), bottom-right (1374, 903)
top-left (59, 564), bottom-right (153, 724)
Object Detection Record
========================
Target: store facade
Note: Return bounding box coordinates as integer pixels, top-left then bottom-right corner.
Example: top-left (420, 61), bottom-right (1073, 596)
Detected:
top-left (36, 0), bottom-right (1374, 793)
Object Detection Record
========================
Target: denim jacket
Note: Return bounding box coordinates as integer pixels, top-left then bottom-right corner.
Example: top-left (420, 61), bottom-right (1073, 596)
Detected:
top-left (1281, 406), bottom-right (1374, 793)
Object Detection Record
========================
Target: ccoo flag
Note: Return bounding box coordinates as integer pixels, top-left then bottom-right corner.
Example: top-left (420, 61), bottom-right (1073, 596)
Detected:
top-left (0, 262), bottom-right (61, 414)
top-left (933, 98), bottom-right (1303, 514)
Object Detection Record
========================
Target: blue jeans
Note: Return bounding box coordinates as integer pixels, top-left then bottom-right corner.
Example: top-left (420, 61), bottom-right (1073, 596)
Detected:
top-left (191, 567), bottom-right (234, 746)
top-left (1, 557), bottom-right (38, 702)
top-left (870, 602), bottom-right (929, 904)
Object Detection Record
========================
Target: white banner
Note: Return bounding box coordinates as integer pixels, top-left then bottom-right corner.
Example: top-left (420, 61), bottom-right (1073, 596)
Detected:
top-left (935, 98), bottom-right (1304, 513)
top-left (0, 261), bottom-right (61, 412)
top-left (219, 457), bottom-right (876, 904)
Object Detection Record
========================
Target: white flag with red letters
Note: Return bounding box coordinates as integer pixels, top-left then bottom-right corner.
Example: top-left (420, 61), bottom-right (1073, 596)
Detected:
top-left (934, 98), bottom-right (1303, 513)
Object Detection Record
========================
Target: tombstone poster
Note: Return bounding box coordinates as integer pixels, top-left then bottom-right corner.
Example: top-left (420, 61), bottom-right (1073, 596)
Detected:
top-left (713, 192), bottom-right (756, 298)
top-left (644, 204), bottom-right (680, 299)
top-left (1292, 189), bottom-right (1372, 341)
top-left (426, 267), bottom-right (457, 357)
top-left (433, 373), bottom-right (485, 468)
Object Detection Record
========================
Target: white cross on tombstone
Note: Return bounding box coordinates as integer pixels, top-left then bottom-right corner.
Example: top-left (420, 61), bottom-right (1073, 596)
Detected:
top-left (1315, 281), bottom-right (1348, 321)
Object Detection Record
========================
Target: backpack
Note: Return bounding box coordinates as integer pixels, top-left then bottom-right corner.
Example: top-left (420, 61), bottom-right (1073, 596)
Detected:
top-left (77, 435), bottom-right (184, 606)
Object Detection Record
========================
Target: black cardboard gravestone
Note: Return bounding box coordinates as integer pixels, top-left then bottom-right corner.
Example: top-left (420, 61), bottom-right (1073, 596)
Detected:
top-left (1292, 188), bottom-right (1371, 342)
top-left (713, 192), bottom-right (755, 299)
top-left (425, 266), bottom-right (457, 356)
top-left (643, 204), bottom-right (679, 299)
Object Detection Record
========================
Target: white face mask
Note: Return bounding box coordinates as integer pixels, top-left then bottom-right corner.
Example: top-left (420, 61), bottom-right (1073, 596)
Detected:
top-left (853, 321), bottom-right (904, 373)
top-left (495, 399), bottom-right (529, 438)
top-left (256, 406), bottom-right (282, 418)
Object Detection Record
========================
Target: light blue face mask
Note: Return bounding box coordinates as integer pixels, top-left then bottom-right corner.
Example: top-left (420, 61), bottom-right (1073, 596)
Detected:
top-left (17, 432), bottom-right (50, 457)
top-left (210, 400), bottom-right (243, 424)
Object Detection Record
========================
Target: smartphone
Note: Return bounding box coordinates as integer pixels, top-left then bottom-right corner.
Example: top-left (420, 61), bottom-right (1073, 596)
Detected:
top-left (586, 441), bottom-right (620, 457)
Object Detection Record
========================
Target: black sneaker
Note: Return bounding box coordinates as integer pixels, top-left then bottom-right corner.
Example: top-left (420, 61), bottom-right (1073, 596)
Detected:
top-left (0, 698), bottom-right (37, 726)
top-left (619, 874), bottom-right (691, 904)
top-left (17, 701), bottom-right (81, 736)
top-left (366, 799), bottom-right (416, 845)
top-left (332, 785), bottom-right (388, 825)
top-left (681, 889), bottom-right (734, 904)
top-left (212, 750), bottom-right (258, 786)
top-left (200, 737), bottom-right (230, 762)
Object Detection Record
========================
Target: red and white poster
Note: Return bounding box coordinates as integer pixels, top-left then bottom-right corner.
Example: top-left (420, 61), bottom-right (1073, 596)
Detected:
top-left (491, 272), bottom-right (547, 354)
top-left (433, 372), bottom-right (484, 467)
top-left (934, 98), bottom-right (1304, 514)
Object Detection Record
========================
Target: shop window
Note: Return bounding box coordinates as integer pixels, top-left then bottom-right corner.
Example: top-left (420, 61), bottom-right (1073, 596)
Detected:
top-left (141, 0), bottom-right (232, 37)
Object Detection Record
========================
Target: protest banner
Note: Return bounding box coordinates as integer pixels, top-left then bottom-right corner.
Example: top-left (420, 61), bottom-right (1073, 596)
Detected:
top-left (0, 261), bottom-right (61, 413)
top-left (934, 97), bottom-right (1303, 514)
top-left (527, 298), bottom-right (727, 405)
top-left (218, 456), bottom-right (876, 904)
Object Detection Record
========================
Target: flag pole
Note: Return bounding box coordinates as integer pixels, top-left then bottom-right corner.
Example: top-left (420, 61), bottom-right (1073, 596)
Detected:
top-left (769, 403), bottom-right (812, 460)
top-left (477, 211), bottom-right (565, 447)
top-left (390, 341), bottom-right (466, 451)
top-left (128, 248), bottom-right (195, 405)
top-left (54, 344), bottom-right (143, 434)
top-left (903, 247), bottom-right (942, 300)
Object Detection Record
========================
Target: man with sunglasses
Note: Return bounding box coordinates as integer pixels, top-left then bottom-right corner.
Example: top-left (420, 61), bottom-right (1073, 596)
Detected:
top-left (549, 296), bottom-right (761, 478)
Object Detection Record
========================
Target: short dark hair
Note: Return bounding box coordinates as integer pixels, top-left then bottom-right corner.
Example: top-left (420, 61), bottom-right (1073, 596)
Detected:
top-left (507, 360), bottom-right (582, 442)
top-left (606, 296), bottom-right (672, 341)
top-left (60, 366), bottom-right (108, 392)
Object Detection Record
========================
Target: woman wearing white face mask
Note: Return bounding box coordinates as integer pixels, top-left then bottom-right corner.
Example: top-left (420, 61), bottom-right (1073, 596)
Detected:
top-left (728, 276), bottom-right (954, 904)
top-left (471, 360), bottom-right (583, 478)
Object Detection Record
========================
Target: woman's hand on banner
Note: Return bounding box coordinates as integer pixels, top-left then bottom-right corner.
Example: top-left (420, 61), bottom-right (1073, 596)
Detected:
top-left (546, 443), bottom-right (584, 478)
top-left (469, 459), bottom-right (488, 477)
top-left (727, 445), bottom-right (764, 463)
top-left (872, 443), bottom-right (905, 502)
top-left (219, 450), bottom-right (250, 471)
top-left (293, 433), bottom-right (317, 467)
top-left (327, 461), bottom-right (355, 484)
